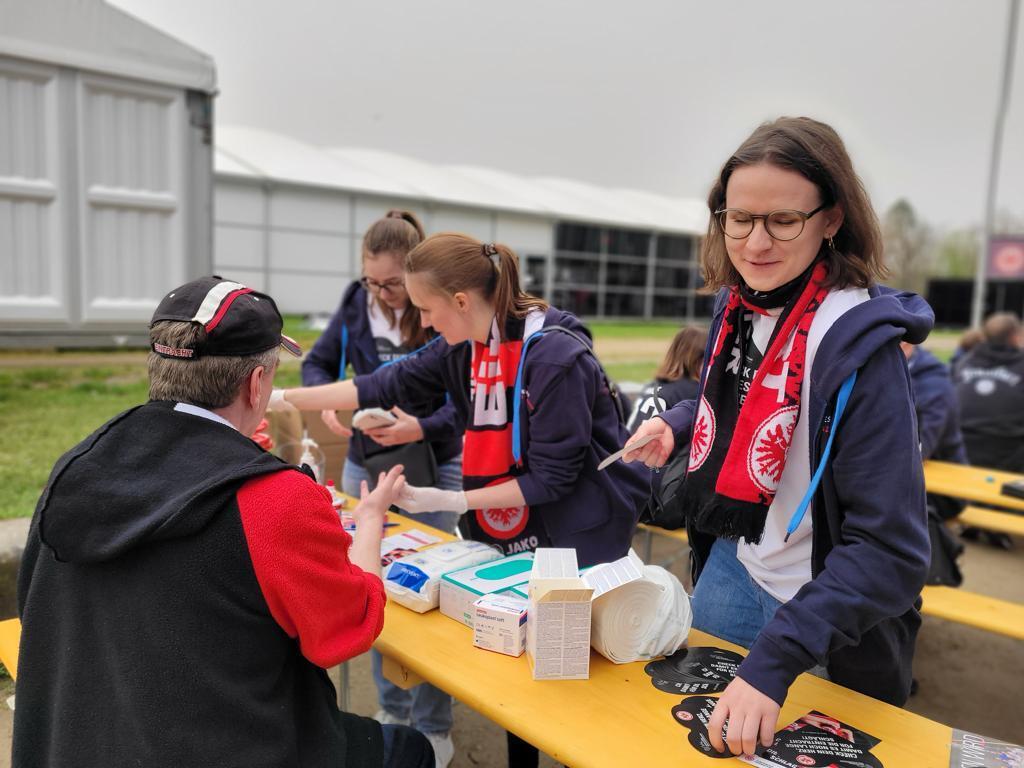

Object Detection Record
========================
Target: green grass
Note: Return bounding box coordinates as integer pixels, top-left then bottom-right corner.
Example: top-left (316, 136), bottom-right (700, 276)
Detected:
top-left (586, 320), bottom-right (691, 339)
top-left (0, 366), bottom-right (150, 519)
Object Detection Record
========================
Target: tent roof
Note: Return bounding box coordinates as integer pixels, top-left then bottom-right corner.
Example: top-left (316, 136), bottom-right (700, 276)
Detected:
top-left (215, 125), bottom-right (707, 236)
top-left (0, 0), bottom-right (215, 92)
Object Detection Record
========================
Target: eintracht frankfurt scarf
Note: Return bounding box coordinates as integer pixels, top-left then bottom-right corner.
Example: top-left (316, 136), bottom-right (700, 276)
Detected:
top-left (680, 261), bottom-right (829, 543)
top-left (461, 312), bottom-right (549, 556)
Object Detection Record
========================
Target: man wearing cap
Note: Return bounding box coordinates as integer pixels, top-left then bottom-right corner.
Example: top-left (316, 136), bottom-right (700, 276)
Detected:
top-left (14, 277), bottom-right (433, 768)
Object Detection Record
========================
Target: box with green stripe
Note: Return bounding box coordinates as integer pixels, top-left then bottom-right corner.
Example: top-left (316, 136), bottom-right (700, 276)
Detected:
top-left (439, 552), bottom-right (536, 628)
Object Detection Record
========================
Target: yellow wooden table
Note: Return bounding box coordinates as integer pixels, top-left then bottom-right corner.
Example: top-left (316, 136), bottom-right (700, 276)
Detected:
top-left (924, 460), bottom-right (1024, 512)
top-left (374, 515), bottom-right (954, 768)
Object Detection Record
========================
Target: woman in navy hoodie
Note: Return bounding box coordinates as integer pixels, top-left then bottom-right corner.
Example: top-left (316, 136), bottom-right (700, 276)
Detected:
top-left (627, 117), bottom-right (931, 758)
top-left (300, 210), bottom-right (464, 764)
top-left (281, 232), bottom-right (648, 569)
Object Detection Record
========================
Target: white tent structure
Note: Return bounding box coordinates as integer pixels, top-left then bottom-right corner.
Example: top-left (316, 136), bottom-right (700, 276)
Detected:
top-left (214, 126), bottom-right (709, 319)
top-left (0, 0), bottom-right (216, 347)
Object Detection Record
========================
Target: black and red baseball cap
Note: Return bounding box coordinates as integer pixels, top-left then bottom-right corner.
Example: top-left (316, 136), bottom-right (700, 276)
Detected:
top-left (150, 276), bottom-right (302, 360)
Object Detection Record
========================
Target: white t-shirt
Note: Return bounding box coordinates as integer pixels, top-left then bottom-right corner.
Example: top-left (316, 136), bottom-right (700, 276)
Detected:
top-left (736, 287), bottom-right (870, 603)
top-left (366, 293), bottom-right (408, 363)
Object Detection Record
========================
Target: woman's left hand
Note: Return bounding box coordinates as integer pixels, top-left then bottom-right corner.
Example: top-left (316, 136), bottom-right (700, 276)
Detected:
top-left (706, 676), bottom-right (780, 756)
top-left (363, 406), bottom-right (424, 446)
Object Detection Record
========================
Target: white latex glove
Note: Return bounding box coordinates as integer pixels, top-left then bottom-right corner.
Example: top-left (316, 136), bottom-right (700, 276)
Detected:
top-left (399, 485), bottom-right (469, 515)
top-left (267, 388), bottom-right (297, 413)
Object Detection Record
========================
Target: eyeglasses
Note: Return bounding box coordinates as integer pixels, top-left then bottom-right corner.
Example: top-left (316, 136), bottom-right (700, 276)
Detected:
top-left (360, 276), bottom-right (405, 295)
top-left (714, 204), bottom-right (827, 242)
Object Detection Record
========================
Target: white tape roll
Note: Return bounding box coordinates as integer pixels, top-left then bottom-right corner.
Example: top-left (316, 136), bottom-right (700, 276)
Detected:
top-left (590, 565), bottom-right (691, 664)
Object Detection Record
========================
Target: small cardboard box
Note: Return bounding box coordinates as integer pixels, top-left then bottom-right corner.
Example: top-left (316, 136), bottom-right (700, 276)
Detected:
top-left (473, 593), bottom-right (529, 657)
top-left (439, 552), bottom-right (535, 627)
top-left (526, 548), bottom-right (594, 680)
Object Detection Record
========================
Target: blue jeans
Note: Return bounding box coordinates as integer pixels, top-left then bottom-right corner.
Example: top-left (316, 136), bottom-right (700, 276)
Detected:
top-left (344, 455), bottom-right (463, 735)
top-left (690, 538), bottom-right (782, 650)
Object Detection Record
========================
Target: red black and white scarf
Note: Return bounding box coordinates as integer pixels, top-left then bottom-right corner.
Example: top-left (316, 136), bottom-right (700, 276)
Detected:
top-left (461, 312), bottom-right (548, 556)
top-left (680, 261), bottom-right (829, 543)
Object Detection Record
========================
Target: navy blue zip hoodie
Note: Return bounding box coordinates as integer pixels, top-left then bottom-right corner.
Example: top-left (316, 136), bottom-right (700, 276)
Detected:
top-left (302, 281), bottom-right (463, 466)
top-left (354, 306), bottom-right (649, 568)
top-left (659, 285), bottom-right (933, 707)
top-left (906, 347), bottom-right (967, 463)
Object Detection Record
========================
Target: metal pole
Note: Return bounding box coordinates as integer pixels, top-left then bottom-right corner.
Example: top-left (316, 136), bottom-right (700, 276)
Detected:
top-left (972, 0), bottom-right (1020, 328)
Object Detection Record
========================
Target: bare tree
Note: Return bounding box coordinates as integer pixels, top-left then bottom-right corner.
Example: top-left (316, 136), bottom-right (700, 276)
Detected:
top-left (882, 199), bottom-right (932, 294)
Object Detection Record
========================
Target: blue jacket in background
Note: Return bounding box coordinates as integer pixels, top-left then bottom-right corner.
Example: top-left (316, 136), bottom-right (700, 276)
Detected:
top-left (301, 282), bottom-right (464, 467)
top-left (660, 285), bottom-right (933, 707)
top-left (354, 306), bottom-right (649, 567)
top-left (906, 347), bottom-right (967, 464)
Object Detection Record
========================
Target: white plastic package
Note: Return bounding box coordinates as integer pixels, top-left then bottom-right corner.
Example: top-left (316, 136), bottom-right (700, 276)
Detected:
top-left (383, 540), bottom-right (502, 613)
top-left (588, 562), bottom-right (692, 664)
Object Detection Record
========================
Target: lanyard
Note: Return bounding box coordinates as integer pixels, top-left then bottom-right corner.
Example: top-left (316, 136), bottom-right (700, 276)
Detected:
top-left (783, 369), bottom-right (858, 542)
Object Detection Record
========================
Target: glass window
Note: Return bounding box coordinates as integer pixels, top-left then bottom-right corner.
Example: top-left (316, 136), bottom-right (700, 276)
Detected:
top-left (552, 288), bottom-right (597, 317)
top-left (606, 259), bottom-right (647, 288)
top-left (524, 255), bottom-right (547, 296)
top-left (555, 223), bottom-right (601, 254)
top-left (607, 228), bottom-right (650, 258)
top-left (657, 235), bottom-right (693, 263)
top-left (654, 263), bottom-right (692, 289)
top-left (604, 292), bottom-right (646, 317)
top-left (553, 255), bottom-right (600, 285)
top-left (653, 294), bottom-right (689, 318)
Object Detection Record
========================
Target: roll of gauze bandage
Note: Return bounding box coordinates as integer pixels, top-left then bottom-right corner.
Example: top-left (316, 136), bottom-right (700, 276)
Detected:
top-left (589, 565), bottom-right (691, 664)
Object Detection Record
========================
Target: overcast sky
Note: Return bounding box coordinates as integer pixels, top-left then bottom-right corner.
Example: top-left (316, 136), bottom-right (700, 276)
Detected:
top-left (109, 0), bottom-right (1023, 233)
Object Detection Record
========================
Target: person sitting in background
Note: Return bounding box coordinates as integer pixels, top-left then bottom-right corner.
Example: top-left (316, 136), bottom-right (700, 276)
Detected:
top-left (950, 327), bottom-right (984, 374)
top-left (901, 341), bottom-right (969, 585)
top-left (627, 325), bottom-right (707, 433)
top-left (901, 341), bottom-right (968, 478)
top-left (15, 276), bottom-right (431, 768)
top-left (952, 312), bottom-right (1024, 549)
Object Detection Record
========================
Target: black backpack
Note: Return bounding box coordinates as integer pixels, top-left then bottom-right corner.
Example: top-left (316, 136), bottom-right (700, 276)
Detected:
top-left (638, 396), bottom-right (690, 530)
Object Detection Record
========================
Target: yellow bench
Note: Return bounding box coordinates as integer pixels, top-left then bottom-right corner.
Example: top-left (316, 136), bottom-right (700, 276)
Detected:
top-left (0, 617), bottom-right (20, 681)
top-left (920, 586), bottom-right (1024, 641)
top-left (957, 505), bottom-right (1024, 538)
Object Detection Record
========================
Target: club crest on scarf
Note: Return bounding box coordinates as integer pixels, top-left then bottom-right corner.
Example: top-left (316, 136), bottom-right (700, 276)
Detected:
top-left (462, 313), bottom-right (549, 556)
top-left (679, 261), bottom-right (829, 542)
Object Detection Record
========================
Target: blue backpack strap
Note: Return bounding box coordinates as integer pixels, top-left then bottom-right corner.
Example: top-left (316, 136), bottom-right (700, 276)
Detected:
top-left (337, 325), bottom-right (349, 381)
top-left (511, 325), bottom-right (623, 464)
top-left (511, 330), bottom-right (549, 463)
top-left (783, 369), bottom-right (858, 542)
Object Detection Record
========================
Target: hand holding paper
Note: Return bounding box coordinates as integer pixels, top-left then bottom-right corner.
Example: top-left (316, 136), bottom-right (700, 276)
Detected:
top-left (621, 417), bottom-right (676, 468)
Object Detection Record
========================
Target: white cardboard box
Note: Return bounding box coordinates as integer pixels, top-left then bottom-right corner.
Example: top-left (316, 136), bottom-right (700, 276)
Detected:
top-left (472, 593), bottom-right (528, 657)
top-left (439, 552), bottom-right (535, 627)
top-left (526, 548), bottom-right (594, 680)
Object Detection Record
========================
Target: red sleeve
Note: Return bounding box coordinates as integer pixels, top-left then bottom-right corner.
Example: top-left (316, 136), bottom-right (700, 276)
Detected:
top-left (237, 470), bottom-right (386, 667)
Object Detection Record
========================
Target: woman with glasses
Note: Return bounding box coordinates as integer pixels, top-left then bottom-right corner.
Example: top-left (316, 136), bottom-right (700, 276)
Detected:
top-left (301, 209), bottom-right (463, 765)
top-left (627, 117), bottom-right (931, 758)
